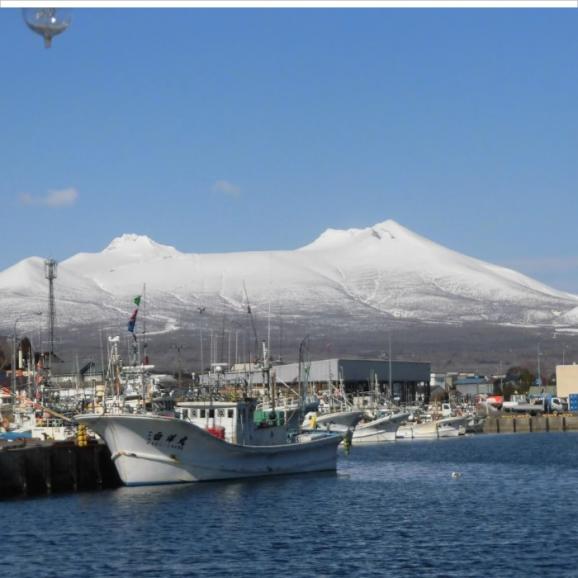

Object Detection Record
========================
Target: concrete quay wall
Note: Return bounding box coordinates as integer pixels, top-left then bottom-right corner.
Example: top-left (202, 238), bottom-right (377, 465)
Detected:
top-left (0, 440), bottom-right (121, 499)
top-left (483, 415), bottom-right (578, 434)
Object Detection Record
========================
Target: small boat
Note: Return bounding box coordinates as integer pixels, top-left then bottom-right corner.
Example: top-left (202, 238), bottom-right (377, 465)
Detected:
top-left (302, 409), bottom-right (364, 433)
top-left (351, 411), bottom-right (410, 443)
top-left (76, 397), bottom-right (342, 486)
top-left (1, 403), bottom-right (75, 441)
top-left (436, 416), bottom-right (468, 438)
top-left (465, 414), bottom-right (485, 434)
top-left (396, 416), bottom-right (467, 439)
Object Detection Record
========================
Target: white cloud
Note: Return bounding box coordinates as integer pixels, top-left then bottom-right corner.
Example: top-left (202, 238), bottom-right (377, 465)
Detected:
top-left (18, 187), bottom-right (78, 207)
top-left (211, 180), bottom-right (241, 198)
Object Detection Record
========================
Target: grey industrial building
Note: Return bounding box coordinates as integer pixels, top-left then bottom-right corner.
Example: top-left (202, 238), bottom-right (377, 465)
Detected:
top-left (203, 358), bottom-right (431, 403)
top-left (274, 358), bottom-right (431, 403)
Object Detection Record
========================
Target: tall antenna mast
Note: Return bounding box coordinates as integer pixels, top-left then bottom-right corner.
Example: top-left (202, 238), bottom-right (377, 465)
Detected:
top-left (44, 258), bottom-right (58, 361)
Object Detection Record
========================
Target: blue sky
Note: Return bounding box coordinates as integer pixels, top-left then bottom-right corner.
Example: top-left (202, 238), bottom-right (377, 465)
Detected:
top-left (1, 8), bottom-right (577, 291)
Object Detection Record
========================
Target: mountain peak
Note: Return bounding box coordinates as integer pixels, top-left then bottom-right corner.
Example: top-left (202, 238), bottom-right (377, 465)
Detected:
top-left (104, 234), bottom-right (179, 256)
top-left (370, 219), bottom-right (410, 238)
top-left (299, 219), bottom-right (416, 251)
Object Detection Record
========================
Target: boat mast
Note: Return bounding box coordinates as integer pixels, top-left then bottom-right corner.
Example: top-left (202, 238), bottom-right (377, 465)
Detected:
top-left (242, 282), bottom-right (259, 364)
top-left (262, 340), bottom-right (275, 415)
top-left (103, 336), bottom-right (121, 414)
top-left (141, 284), bottom-right (147, 364)
top-left (298, 335), bottom-right (309, 415)
top-left (388, 331), bottom-right (392, 402)
top-left (267, 298), bottom-right (271, 362)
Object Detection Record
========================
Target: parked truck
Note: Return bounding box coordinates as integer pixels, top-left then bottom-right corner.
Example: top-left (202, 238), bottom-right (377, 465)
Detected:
top-left (502, 395), bottom-right (567, 415)
top-left (502, 395), bottom-right (545, 416)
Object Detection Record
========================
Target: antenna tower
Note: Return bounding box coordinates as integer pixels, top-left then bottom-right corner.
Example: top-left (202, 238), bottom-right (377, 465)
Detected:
top-left (44, 258), bottom-right (58, 359)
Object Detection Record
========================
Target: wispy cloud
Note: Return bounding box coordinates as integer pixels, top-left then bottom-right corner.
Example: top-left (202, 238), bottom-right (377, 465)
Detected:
top-left (19, 187), bottom-right (78, 207)
top-left (211, 180), bottom-right (241, 198)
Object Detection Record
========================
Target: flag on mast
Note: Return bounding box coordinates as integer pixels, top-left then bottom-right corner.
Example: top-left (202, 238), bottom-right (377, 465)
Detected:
top-left (128, 309), bottom-right (138, 333)
top-left (128, 295), bottom-right (141, 330)
top-left (128, 295), bottom-right (141, 334)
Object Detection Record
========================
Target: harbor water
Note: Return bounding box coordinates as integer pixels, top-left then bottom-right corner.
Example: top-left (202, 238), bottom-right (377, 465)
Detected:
top-left (3, 432), bottom-right (578, 577)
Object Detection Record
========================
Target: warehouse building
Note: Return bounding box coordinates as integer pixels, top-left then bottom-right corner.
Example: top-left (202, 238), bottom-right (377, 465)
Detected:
top-left (203, 358), bottom-right (431, 404)
top-left (274, 358), bottom-right (431, 403)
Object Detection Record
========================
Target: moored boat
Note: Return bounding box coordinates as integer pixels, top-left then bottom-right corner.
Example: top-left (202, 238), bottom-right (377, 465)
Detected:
top-left (351, 411), bottom-right (410, 443)
top-left (302, 409), bottom-right (364, 433)
top-left (1, 403), bottom-right (75, 441)
top-left (396, 415), bottom-right (467, 439)
top-left (76, 398), bottom-right (342, 485)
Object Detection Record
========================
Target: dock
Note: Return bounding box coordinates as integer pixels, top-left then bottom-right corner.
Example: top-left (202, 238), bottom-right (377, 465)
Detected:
top-left (0, 439), bottom-right (121, 499)
top-left (483, 414), bottom-right (578, 434)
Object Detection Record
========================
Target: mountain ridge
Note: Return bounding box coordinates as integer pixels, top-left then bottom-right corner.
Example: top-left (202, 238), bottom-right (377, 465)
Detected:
top-left (1, 220), bottom-right (576, 373)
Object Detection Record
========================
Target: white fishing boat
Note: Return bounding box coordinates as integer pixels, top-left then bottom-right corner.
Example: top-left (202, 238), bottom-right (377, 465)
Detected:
top-left (396, 415), bottom-right (467, 439)
top-left (76, 397), bottom-right (342, 485)
top-left (351, 411), bottom-right (410, 443)
top-left (436, 416), bottom-right (468, 437)
top-left (302, 409), bottom-right (364, 433)
top-left (465, 414), bottom-right (485, 434)
top-left (1, 404), bottom-right (75, 441)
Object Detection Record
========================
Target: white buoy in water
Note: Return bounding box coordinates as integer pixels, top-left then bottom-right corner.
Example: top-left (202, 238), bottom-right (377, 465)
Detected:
top-left (451, 471), bottom-right (463, 479)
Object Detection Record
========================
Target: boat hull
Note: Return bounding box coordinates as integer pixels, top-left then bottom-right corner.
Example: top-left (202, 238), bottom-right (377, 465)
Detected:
top-left (77, 414), bottom-right (342, 485)
top-left (351, 413), bottom-right (410, 444)
top-left (396, 417), bottom-right (467, 439)
top-left (315, 410), bottom-right (364, 429)
top-left (396, 421), bottom-right (439, 439)
top-left (351, 428), bottom-right (397, 443)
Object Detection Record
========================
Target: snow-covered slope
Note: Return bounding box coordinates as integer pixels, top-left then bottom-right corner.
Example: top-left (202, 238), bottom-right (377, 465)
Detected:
top-left (1, 220), bottom-right (577, 337)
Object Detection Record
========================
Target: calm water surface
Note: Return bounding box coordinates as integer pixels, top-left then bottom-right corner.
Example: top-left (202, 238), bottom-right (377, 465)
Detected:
top-left (2, 433), bottom-right (578, 578)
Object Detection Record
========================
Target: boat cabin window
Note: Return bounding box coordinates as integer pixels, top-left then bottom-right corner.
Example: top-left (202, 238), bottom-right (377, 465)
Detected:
top-left (200, 409), bottom-right (206, 418)
top-left (218, 409), bottom-right (225, 417)
top-left (209, 409), bottom-right (215, 418)
top-left (181, 409), bottom-right (188, 419)
top-left (228, 409), bottom-right (234, 419)
top-left (191, 409), bottom-right (197, 417)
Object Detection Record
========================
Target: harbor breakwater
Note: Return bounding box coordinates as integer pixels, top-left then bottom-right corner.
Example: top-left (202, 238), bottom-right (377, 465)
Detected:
top-left (0, 440), bottom-right (121, 499)
top-left (483, 414), bottom-right (578, 434)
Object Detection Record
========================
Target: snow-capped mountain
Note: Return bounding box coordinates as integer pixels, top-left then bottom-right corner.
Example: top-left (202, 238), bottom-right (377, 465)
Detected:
top-left (1, 220), bottom-right (577, 365)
